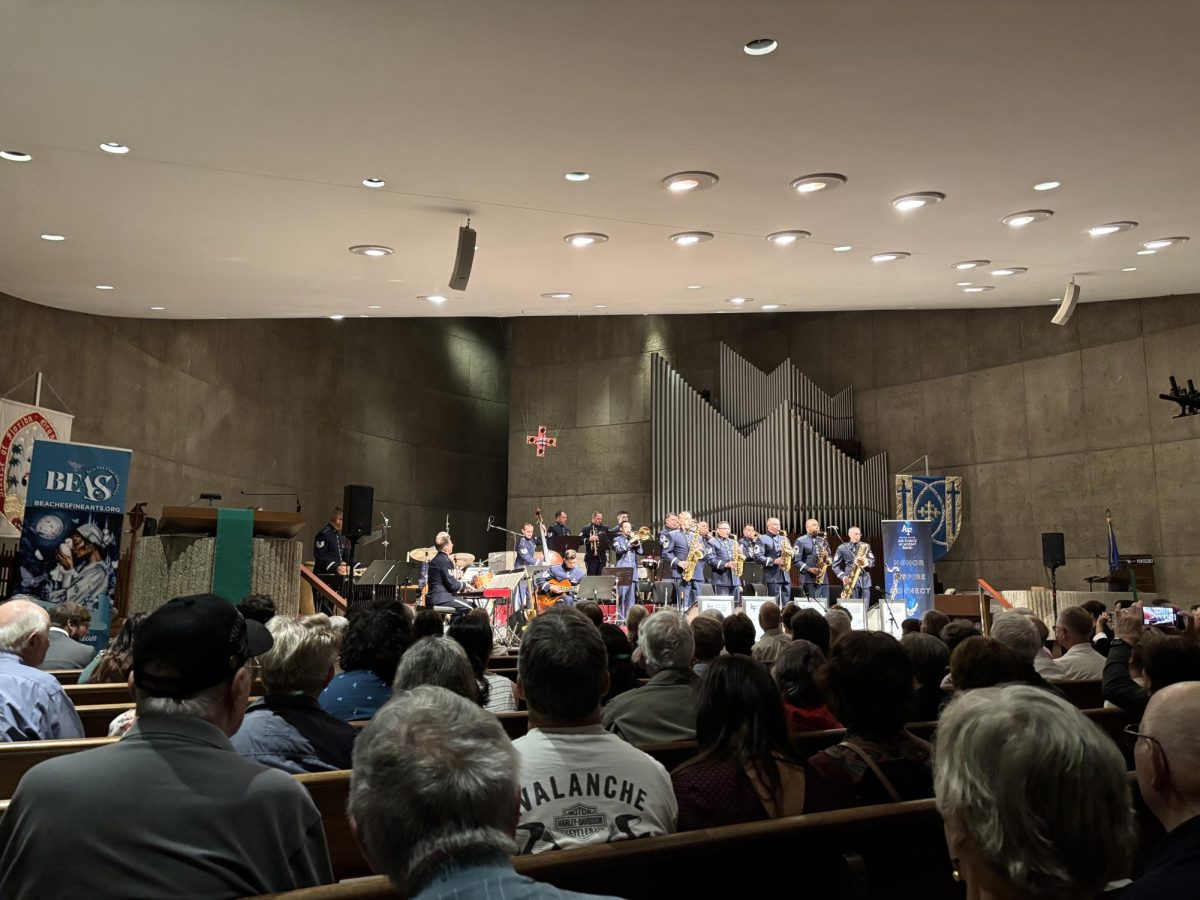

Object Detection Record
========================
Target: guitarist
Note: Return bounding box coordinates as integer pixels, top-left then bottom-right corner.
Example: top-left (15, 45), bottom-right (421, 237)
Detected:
top-left (534, 549), bottom-right (584, 607)
top-left (832, 526), bottom-right (875, 601)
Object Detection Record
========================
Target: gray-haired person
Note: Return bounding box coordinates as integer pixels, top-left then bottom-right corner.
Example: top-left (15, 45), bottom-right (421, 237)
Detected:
top-left (0, 598), bottom-right (84, 740)
top-left (935, 684), bottom-right (1133, 899)
top-left (393, 636), bottom-right (478, 700)
top-left (602, 610), bottom-right (699, 744)
top-left (349, 685), bottom-right (619, 900)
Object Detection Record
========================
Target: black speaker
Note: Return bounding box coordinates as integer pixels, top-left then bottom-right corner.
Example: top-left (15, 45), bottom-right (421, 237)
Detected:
top-left (448, 224), bottom-right (476, 291)
top-left (1041, 532), bottom-right (1066, 569)
top-left (342, 484), bottom-right (374, 541)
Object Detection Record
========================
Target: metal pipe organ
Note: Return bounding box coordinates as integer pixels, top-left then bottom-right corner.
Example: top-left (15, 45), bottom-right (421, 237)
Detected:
top-left (651, 347), bottom-right (889, 538)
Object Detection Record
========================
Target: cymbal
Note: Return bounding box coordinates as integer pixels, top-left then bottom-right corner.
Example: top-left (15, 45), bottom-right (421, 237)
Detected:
top-left (452, 552), bottom-right (476, 568)
top-left (408, 547), bottom-right (437, 563)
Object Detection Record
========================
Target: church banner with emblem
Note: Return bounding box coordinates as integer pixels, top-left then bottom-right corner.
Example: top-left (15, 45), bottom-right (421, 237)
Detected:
top-left (895, 474), bottom-right (962, 562)
top-left (0, 399), bottom-right (74, 538)
top-left (16, 439), bottom-right (131, 652)
top-left (882, 519), bottom-right (935, 620)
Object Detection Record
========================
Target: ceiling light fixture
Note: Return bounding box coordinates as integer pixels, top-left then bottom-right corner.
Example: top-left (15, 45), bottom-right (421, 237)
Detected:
top-left (1136, 249), bottom-right (1157, 256)
top-left (832, 245), bottom-right (853, 252)
top-left (1033, 181), bottom-right (1061, 191)
top-left (0, 150), bottom-right (32, 162)
top-left (40, 233), bottom-right (65, 241)
top-left (361, 178), bottom-right (386, 188)
top-left (990, 267), bottom-right (1028, 276)
top-left (329, 314), bottom-right (345, 320)
top-left (99, 142), bottom-right (130, 154)
top-left (564, 232), bottom-right (609, 247)
top-left (421, 294), bottom-right (448, 305)
top-left (687, 284), bottom-right (703, 289)
top-left (564, 171), bottom-right (590, 182)
top-left (891, 192), bottom-right (945, 212)
top-left (368, 305), bottom-right (382, 309)
top-left (1002, 209), bottom-right (1053, 228)
top-left (962, 285), bottom-right (994, 293)
top-left (541, 292), bottom-right (572, 300)
top-left (790, 173), bottom-right (847, 194)
top-left (95, 284), bottom-right (114, 290)
top-left (348, 244), bottom-right (394, 256)
top-left (661, 171), bottom-right (719, 193)
top-left (1142, 236), bottom-right (1189, 250)
top-left (951, 259), bottom-right (990, 270)
top-left (727, 297), bottom-right (753, 305)
top-left (149, 306), bottom-right (165, 311)
top-left (1088, 221), bottom-right (1138, 237)
top-left (670, 231), bottom-right (714, 246)
top-left (870, 251), bottom-right (910, 262)
top-left (956, 281), bottom-right (973, 287)
top-left (761, 304), bottom-right (785, 310)
top-left (1121, 267), bottom-right (1137, 272)
top-left (744, 38), bottom-right (778, 56)
top-left (765, 230), bottom-right (811, 245)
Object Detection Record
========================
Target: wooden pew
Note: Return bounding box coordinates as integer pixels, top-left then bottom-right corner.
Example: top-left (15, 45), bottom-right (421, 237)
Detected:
top-left (491, 667), bottom-right (518, 682)
top-left (496, 711), bottom-right (529, 740)
top-left (0, 737), bottom-right (116, 797)
top-left (294, 771), bottom-right (369, 880)
top-left (64, 682), bottom-right (133, 706)
top-left (1056, 679), bottom-right (1103, 709)
top-left (76, 703), bottom-right (132, 738)
top-left (49, 669), bottom-right (82, 685)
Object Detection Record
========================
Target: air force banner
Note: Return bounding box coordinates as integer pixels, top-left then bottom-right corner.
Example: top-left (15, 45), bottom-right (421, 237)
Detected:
top-left (882, 519), bottom-right (935, 620)
top-left (895, 474), bottom-right (962, 562)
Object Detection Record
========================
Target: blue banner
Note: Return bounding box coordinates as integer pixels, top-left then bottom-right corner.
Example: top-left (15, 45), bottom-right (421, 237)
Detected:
top-left (895, 474), bottom-right (962, 562)
top-left (882, 519), bottom-right (934, 621)
top-left (16, 440), bottom-right (131, 652)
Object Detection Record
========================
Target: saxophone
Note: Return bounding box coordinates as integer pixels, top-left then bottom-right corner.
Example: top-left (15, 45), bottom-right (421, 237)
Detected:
top-left (839, 542), bottom-right (872, 600)
top-left (682, 528), bottom-right (705, 582)
top-left (814, 537), bottom-right (831, 585)
top-left (732, 537), bottom-right (746, 579)
top-left (780, 533), bottom-right (794, 574)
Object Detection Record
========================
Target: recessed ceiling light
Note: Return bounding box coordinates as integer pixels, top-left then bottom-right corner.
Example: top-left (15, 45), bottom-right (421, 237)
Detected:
top-left (348, 244), bottom-right (394, 256)
top-left (670, 231), bottom-right (714, 245)
top-left (1002, 209), bottom-right (1053, 228)
top-left (661, 171), bottom-right (719, 193)
top-left (1088, 221), bottom-right (1137, 237)
top-left (564, 232), bottom-right (609, 247)
top-left (727, 297), bottom-right (753, 305)
top-left (1121, 267), bottom-right (1137, 272)
top-left (1142, 236), bottom-right (1189, 250)
top-left (541, 292), bottom-right (572, 300)
top-left (95, 284), bottom-right (114, 290)
top-left (360, 315), bottom-right (370, 318)
top-left (761, 304), bottom-right (785, 310)
top-left (832, 245), bottom-right (853, 252)
top-left (990, 267), bottom-right (1028, 276)
top-left (687, 284), bottom-right (703, 290)
top-left (420, 294), bottom-right (448, 305)
top-left (1136, 249), bottom-right (1156, 256)
top-left (956, 281), bottom-right (973, 287)
top-left (368, 305), bottom-right (382, 309)
top-left (765, 230), bottom-right (811, 245)
top-left (962, 285), bottom-right (994, 293)
top-left (890, 192), bottom-right (945, 212)
top-left (594, 305), bottom-right (607, 309)
top-left (951, 259), bottom-right (990, 270)
top-left (1033, 181), bottom-right (1061, 191)
top-left (744, 38), bottom-right (778, 56)
top-left (99, 142), bottom-right (129, 154)
top-left (40, 233), bottom-right (65, 241)
top-left (361, 178), bottom-right (386, 188)
top-left (790, 173), bottom-right (847, 194)
top-left (1, 150), bottom-right (32, 162)
top-left (329, 314), bottom-right (345, 320)
top-left (564, 171), bottom-right (590, 182)
top-left (149, 306), bottom-right (165, 311)
top-left (870, 251), bottom-right (910, 262)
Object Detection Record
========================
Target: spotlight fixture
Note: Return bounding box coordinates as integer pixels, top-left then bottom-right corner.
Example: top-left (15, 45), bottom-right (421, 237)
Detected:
top-left (687, 284), bottom-right (703, 289)
top-left (564, 232), bottom-right (609, 247)
top-left (832, 245), bottom-right (853, 252)
top-left (891, 192), bottom-right (945, 212)
top-left (790, 173), bottom-right (847, 194)
top-left (956, 281), bottom-right (973, 287)
top-left (1159, 375), bottom-right (1200, 418)
top-left (149, 306), bottom-right (166, 311)
top-left (0, 150), bottom-right (32, 162)
top-left (962, 285), bottom-right (994, 293)
top-left (950, 260), bottom-right (990, 270)
top-left (744, 38), bottom-right (778, 56)
top-left (761, 304), bottom-right (786, 310)
top-left (564, 171), bottom-right (590, 182)
top-left (1136, 250), bottom-right (1157, 256)
top-left (361, 178), bottom-right (386, 188)
top-left (765, 230), bottom-right (811, 245)
top-left (669, 231), bottom-right (714, 246)
top-left (348, 244), bottom-right (394, 257)
top-left (1122, 267), bottom-right (1137, 272)
top-left (541, 292), bottom-right (572, 300)
top-left (726, 297), bottom-right (753, 305)
top-left (40, 233), bottom-right (65, 242)
top-left (420, 294), bottom-right (448, 305)
top-left (870, 251), bottom-right (910, 262)
top-left (329, 314), bottom-right (345, 321)
top-left (990, 267), bottom-right (1027, 276)
top-left (1088, 221), bottom-right (1137, 237)
top-left (95, 285), bottom-right (114, 290)
top-left (368, 305), bottom-right (382, 309)
top-left (661, 171), bottom-right (719, 193)
top-left (1002, 209), bottom-right (1053, 228)
top-left (99, 142), bottom-right (130, 154)
top-left (1142, 236), bottom-right (1189, 250)
top-left (1033, 181), bottom-right (1061, 191)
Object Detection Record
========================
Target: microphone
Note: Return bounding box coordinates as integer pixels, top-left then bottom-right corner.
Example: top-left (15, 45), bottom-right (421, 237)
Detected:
top-left (828, 525), bottom-right (840, 533)
top-left (487, 515), bottom-right (494, 531)
top-left (380, 513), bottom-right (390, 526)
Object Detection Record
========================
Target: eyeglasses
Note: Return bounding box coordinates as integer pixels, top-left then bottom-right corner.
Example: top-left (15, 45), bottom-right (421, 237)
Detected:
top-left (1123, 723), bottom-right (1163, 752)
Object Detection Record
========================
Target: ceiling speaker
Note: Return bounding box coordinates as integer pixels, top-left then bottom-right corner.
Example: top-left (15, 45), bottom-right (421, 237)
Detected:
top-left (449, 223), bottom-right (476, 291)
top-left (1051, 280), bottom-right (1080, 326)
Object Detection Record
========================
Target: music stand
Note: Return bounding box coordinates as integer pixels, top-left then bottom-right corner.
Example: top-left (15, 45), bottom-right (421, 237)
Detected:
top-left (550, 535), bottom-right (582, 556)
top-left (602, 567), bottom-right (634, 624)
top-left (359, 560), bottom-right (401, 604)
top-left (742, 560), bottom-right (765, 585)
top-left (578, 575), bottom-right (616, 605)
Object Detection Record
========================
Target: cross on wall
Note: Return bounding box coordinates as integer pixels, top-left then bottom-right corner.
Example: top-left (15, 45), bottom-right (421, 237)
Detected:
top-left (526, 425), bottom-right (558, 458)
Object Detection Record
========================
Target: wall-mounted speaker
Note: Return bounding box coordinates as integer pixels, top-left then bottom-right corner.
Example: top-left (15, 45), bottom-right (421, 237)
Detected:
top-left (1051, 280), bottom-right (1080, 326)
top-left (1041, 532), bottom-right (1066, 569)
top-left (342, 484), bottom-right (374, 541)
top-left (448, 224), bottom-right (476, 291)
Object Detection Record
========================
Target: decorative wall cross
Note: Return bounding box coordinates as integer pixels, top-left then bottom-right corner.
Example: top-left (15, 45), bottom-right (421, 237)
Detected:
top-left (526, 425), bottom-right (558, 458)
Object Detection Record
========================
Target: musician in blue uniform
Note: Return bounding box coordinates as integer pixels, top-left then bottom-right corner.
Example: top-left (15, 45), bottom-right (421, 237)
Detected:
top-left (658, 513), bottom-right (678, 550)
top-left (739, 524), bottom-right (764, 565)
top-left (794, 518), bottom-right (831, 601)
top-left (533, 549), bottom-right (584, 606)
top-left (425, 533), bottom-right (473, 614)
top-left (664, 511), bottom-right (703, 613)
top-left (706, 521), bottom-right (741, 600)
top-left (757, 517), bottom-right (792, 605)
top-left (611, 521), bottom-right (641, 620)
top-left (832, 526), bottom-right (875, 602)
top-left (580, 511), bottom-right (610, 577)
top-left (512, 522), bottom-right (540, 611)
top-left (546, 510), bottom-right (571, 539)
top-left (314, 507), bottom-right (351, 579)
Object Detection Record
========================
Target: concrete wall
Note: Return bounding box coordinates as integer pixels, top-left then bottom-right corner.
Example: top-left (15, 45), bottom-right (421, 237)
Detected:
top-left (0, 292), bottom-right (510, 567)
top-left (507, 294), bottom-right (1200, 597)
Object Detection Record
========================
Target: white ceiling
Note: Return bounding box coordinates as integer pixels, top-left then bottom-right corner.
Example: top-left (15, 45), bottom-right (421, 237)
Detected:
top-left (1, 0), bottom-right (1199, 319)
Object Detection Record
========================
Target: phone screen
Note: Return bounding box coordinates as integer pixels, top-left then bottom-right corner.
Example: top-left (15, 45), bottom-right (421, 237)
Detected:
top-left (1143, 606), bottom-right (1177, 627)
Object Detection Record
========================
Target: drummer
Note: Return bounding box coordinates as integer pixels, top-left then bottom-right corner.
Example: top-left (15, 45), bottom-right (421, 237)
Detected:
top-left (533, 549), bottom-right (584, 607)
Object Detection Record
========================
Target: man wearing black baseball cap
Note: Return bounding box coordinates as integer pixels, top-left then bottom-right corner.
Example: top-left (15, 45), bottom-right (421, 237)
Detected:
top-left (0, 594), bottom-right (334, 899)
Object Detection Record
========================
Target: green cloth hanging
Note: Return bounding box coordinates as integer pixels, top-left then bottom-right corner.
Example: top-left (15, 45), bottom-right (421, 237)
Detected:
top-left (213, 508), bottom-right (255, 603)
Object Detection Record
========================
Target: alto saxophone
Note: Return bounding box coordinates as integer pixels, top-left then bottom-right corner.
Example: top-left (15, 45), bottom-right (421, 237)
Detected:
top-left (780, 534), bottom-right (794, 574)
top-left (814, 538), bottom-right (831, 584)
top-left (682, 528), bottom-right (705, 582)
top-left (839, 542), bottom-right (871, 600)
top-left (732, 537), bottom-right (746, 579)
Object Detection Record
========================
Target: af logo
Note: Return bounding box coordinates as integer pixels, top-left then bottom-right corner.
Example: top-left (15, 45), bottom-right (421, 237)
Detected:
top-left (553, 803), bottom-right (608, 839)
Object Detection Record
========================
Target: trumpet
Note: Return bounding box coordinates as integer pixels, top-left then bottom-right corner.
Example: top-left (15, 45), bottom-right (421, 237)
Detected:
top-left (630, 525), bottom-right (653, 550)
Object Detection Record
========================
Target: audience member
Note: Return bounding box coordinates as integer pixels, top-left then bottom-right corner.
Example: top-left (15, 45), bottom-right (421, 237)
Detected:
top-left (721, 612), bottom-right (756, 656)
top-left (935, 685), bottom-right (1132, 900)
top-left (320, 603), bottom-right (412, 721)
top-left (231, 614), bottom-right (357, 773)
top-left (39, 601), bottom-right (95, 669)
top-left (920, 609), bottom-right (949, 638)
top-left (81, 612), bottom-right (145, 684)
top-left (790, 608), bottom-right (831, 655)
top-left (1081, 598), bottom-right (1111, 656)
top-left (673, 654), bottom-right (807, 829)
top-left (698, 608), bottom-right (725, 623)
top-left (514, 609), bottom-right (675, 853)
top-left (825, 608), bottom-right (852, 645)
top-left (625, 605), bottom-right (648, 648)
top-left (0, 599), bottom-right (84, 740)
top-left (1104, 605), bottom-right (1200, 718)
top-left (902, 632), bottom-right (949, 721)
top-left (1123, 682), bottom-right (1200, 898)
top-left (1013, 607), bottom-right (1057, 677)
top-left (412, 607), bottom-right (444, 640)
top-left (900, 618), bottom-right (921, 636)
top-left (574, 600), bottom-right (603, 627)
top-left (773, 639), bottom-right (840, 732)
top-left (949, 637), bottom-right (1025, 691)
top-left (938, 619), bottom-right (980, 657)
top-left (0, 593), bottom-right (332, 897)
top-left (235, 593), bottom-right (277, 625)
top-left (751, 601), bottom-right (791, 663)
top-left (807, 632), bottom-right (932, 809)
top-left (448, 613), bottom-right (517, 712)
top-left (690, 616), bottom-right (724, 676)
top-left (989, 611), bottom-right (1065, 696)
top-left (348, 686), bottom-right (614, 899)
top-left (780, 602), bottom-right (799, 635)
top-left (604, 610), bottom-right (699, 743)
top-left (599, 623), bottom-right (639, 703)
top-left (394, 636), bottom-right (478, 701)
top-left (1047, 606), bottom-right (1105, 681)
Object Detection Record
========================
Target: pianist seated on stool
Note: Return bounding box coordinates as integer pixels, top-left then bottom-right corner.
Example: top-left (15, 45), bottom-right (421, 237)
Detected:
top-left (533, 550), bottom-right (585, 607)
top-left (425, 533), bottom-right (475, 615)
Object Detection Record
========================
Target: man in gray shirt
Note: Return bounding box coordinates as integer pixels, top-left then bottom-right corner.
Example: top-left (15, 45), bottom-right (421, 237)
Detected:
top-left (0, 593), bottom-right (333, 899)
